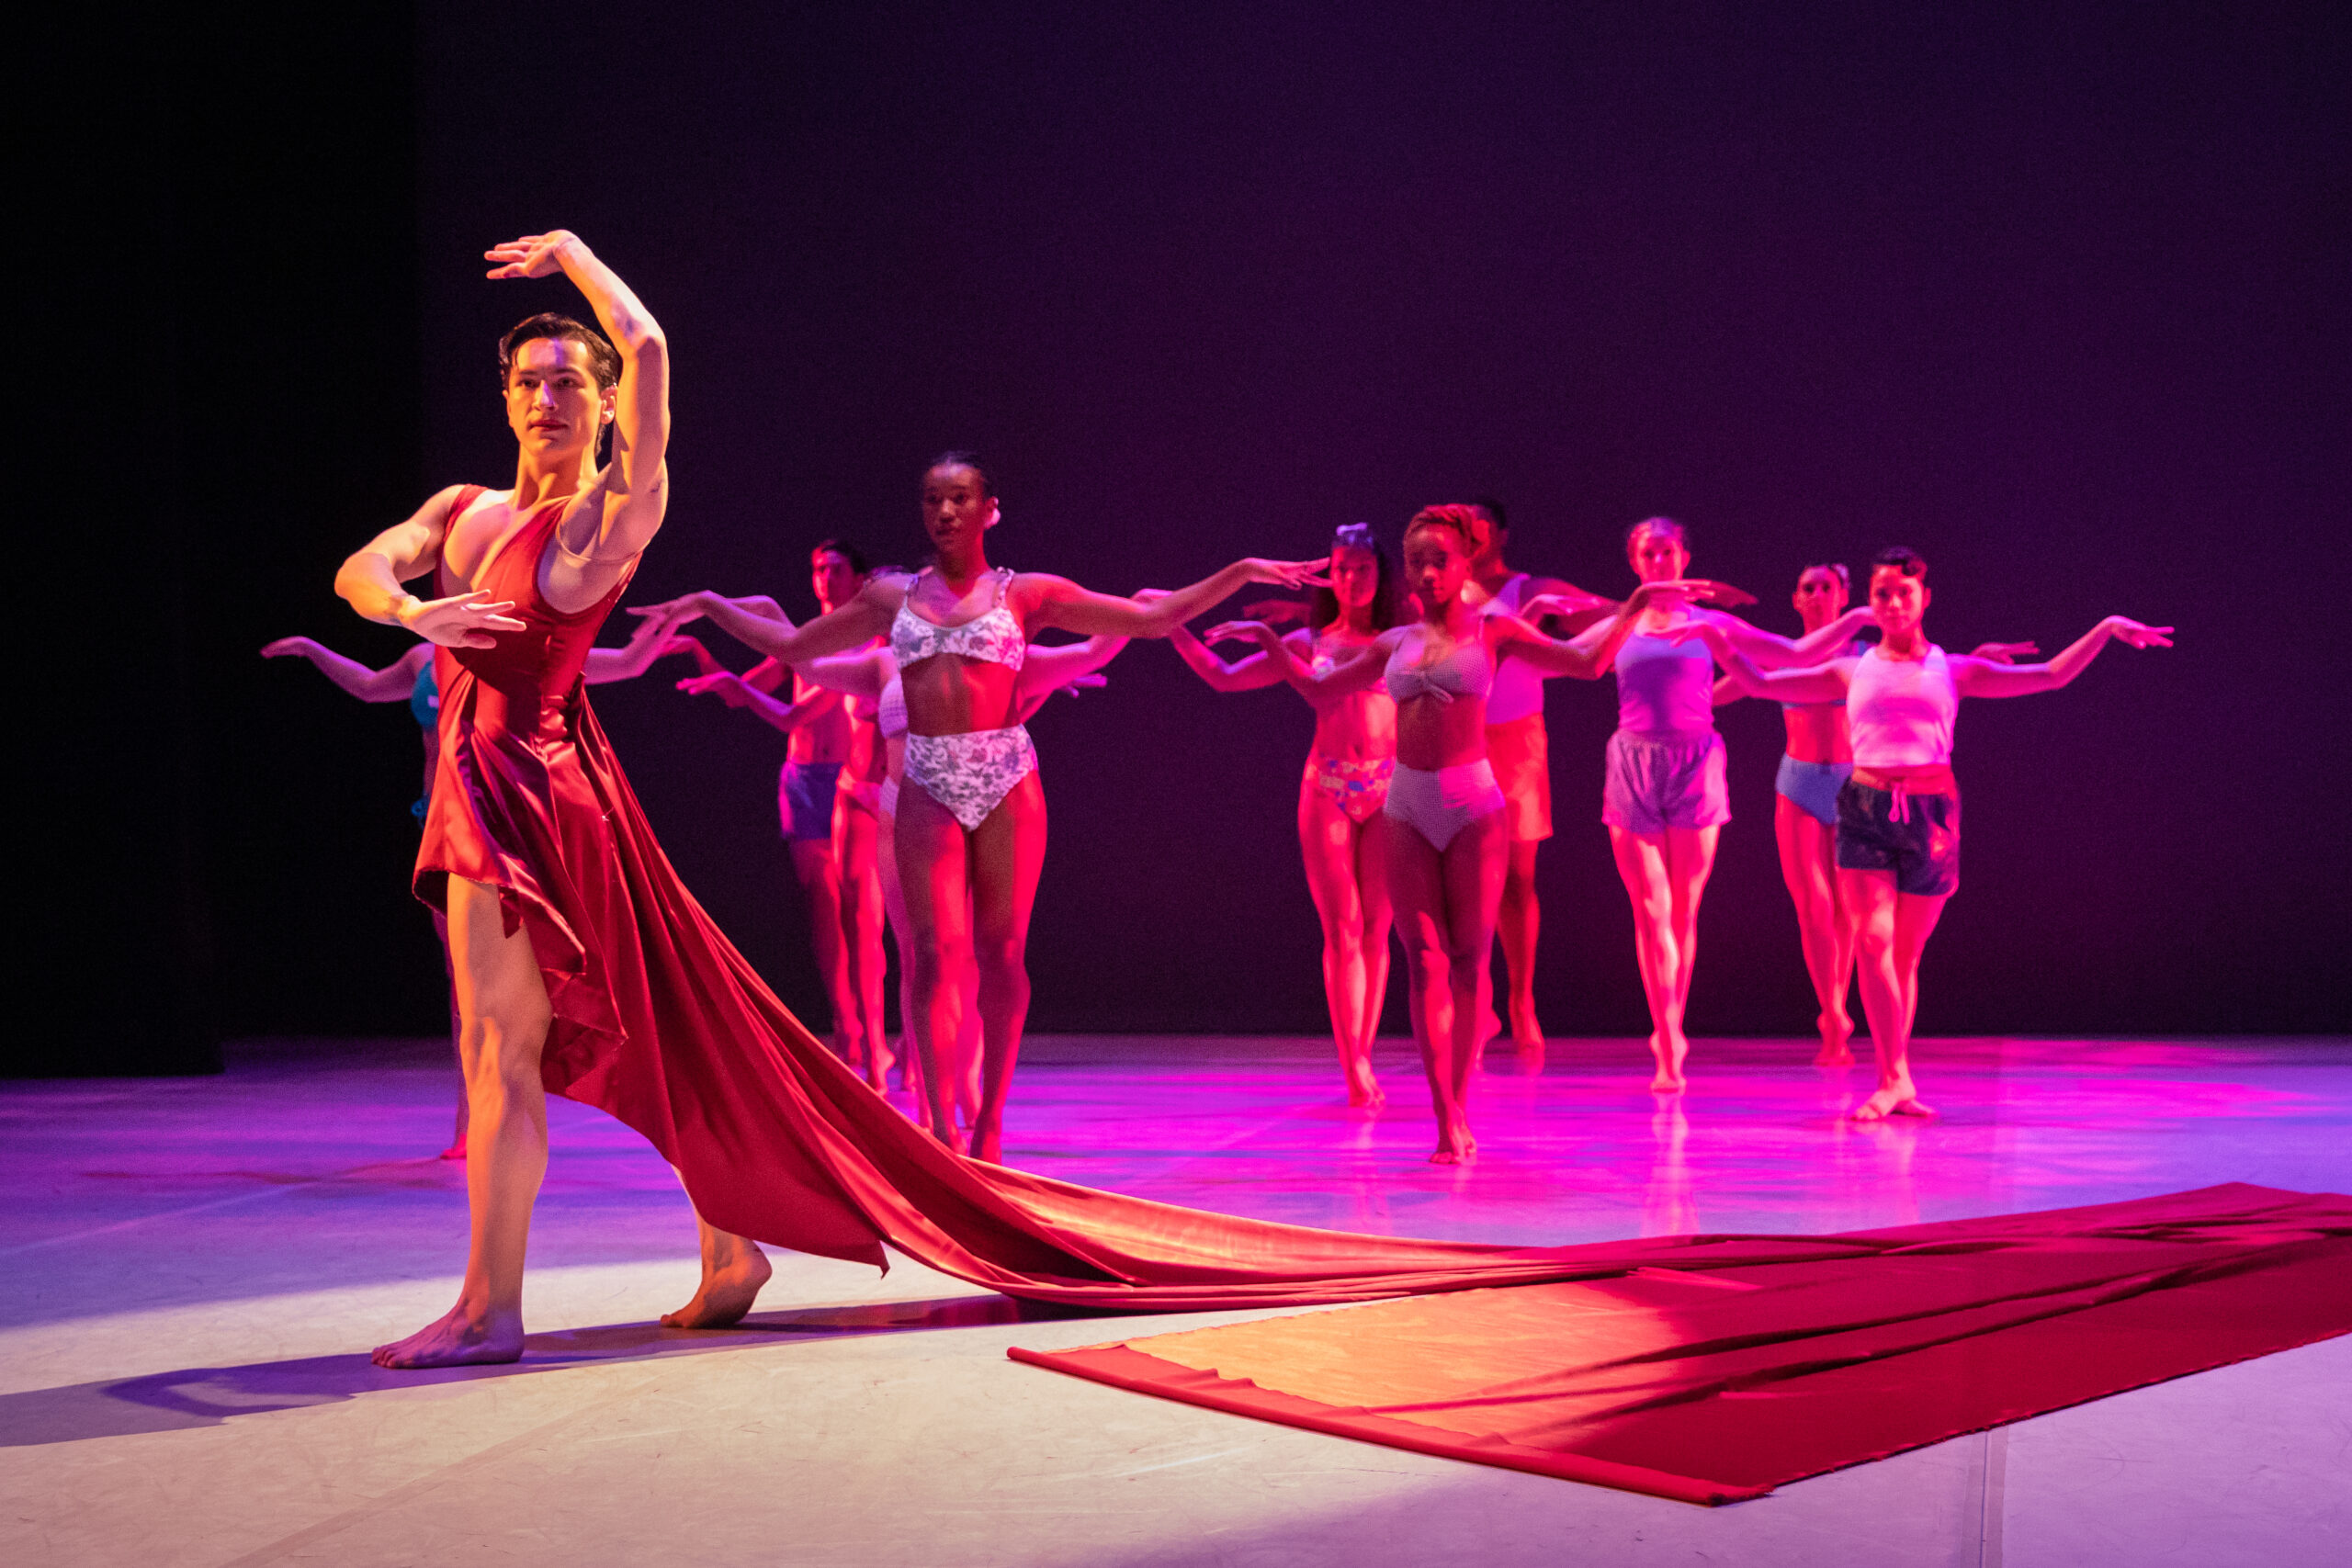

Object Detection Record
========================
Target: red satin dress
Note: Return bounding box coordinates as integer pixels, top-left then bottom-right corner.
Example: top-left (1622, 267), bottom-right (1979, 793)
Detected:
top-left (414, 493), bottom-right (1655, 1308)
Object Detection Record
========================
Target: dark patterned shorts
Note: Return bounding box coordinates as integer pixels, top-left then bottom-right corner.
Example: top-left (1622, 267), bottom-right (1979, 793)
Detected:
top-left (1835, 780), bottom-right (1960, 897)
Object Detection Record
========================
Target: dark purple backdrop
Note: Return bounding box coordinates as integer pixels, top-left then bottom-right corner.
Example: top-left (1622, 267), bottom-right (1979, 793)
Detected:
top-left (44, 3), bottom-right (2342, 1070)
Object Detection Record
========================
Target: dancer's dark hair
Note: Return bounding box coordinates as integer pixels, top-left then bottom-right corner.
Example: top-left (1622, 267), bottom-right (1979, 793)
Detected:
top-left (497, 313), bottom-right (621, 390)
top-left (812, 538), bottom-right (871, 576)
top-left (1802, 561), bottom-right (1851, 591)
top-left (925, 450), bottom-right (996, 497)
top-left (1470, 494), bottom-right (1510, 535)
top-left (1872, 546), bottom-right (1928, 581)
top-left (1624, 515), bottom-right (1690, 553)
top-left (1307, 522), bottom-right (1402, 633)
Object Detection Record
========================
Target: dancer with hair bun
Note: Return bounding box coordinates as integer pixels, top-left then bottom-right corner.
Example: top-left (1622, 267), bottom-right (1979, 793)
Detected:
top-left (1211, 505), bottom-right (1740, 1163)
top-left (649, 453), bottom-right (1328, 1162)
top-left (1166, 522), bottom-right (1405, 1106)
top-left (1676, 547), bottom-right (2170, 1118)
top-left (1590, 519), bottom-right (1869, 1093)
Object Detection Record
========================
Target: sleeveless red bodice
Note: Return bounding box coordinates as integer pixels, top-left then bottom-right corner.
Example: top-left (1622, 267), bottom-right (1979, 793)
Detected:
top-left (411, 491), bottom-right (1733, 1305)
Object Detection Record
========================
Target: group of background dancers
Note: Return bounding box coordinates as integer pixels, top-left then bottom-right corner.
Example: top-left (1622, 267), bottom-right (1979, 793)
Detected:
top-left (274, 230), bottom-right (2166, 1365)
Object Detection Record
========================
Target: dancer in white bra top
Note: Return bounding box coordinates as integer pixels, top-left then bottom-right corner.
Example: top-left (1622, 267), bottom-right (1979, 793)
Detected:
top-left (1674, 545), bottom-right (2170, 1122)
top-left (653, 451), bottom-right (1323, 1163)
top-left (1214, 504), bottom-right (1738, 1165)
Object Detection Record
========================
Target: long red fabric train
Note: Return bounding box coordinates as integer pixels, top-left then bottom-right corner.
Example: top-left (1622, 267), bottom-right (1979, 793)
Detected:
top-left (1012, 1183), bottom-right (2352, 1504)
top-left (414, 499), bottom-right (1739, 1305)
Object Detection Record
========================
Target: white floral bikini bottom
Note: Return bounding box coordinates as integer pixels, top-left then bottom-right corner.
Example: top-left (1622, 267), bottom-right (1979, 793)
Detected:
top-left (902, 725), bottom-right (1038, 830)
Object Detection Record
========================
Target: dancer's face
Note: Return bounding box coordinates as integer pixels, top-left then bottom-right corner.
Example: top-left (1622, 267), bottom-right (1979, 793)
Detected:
top-left (1868, 565), bottom-right (1930, 637)
top-left (1626, 525), bottom-right (1690, 584)
top-left (1792, 566), bottom-right (1849, 631)
top-left (503, 336), bottom-right (614, 463)
top-left (810, 549), bottom-right (863, 613)
top-left (921, 464), bottom-right (999, 557)
top-left (1329, 544), bottom-right (1381, 613)
top-left (1403, 525), bottom-right (1472, 614)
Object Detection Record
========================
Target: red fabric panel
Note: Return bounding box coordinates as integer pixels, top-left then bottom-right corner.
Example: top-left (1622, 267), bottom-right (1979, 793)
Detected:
top-left (1012, 1185), bottom-right (2352, 1503)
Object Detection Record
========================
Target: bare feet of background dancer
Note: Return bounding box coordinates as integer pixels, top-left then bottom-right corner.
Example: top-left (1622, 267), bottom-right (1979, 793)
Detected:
top-left (1215, 504), bottom-right (1727, 1163)
top-left (673, 540), bottom-right (890, 1083)
top-left (1681, 546), bottom-right (2169, 1119)
top-left (333, 231), bottom-right (770, 1364)
top-left (649, 452), bottom-right (1325, 1164)
top-left (1164, 522), bottom-right (1404, 1107)
top-left (1590, 519), bottom-right (1860, 1093)
top-left (264, 615), bottom-right (708, 1156)
top-left (1710, 564), bottom-right (2040, 1066)
top-left (1462, 496), bottom-right (1617, 1063)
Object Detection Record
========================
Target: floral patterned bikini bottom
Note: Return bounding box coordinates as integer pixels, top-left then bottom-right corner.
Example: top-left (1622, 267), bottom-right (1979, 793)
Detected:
top-left (1306, 753), bottom-right (1396, 825)
top-left (903, 725), bottom-right (1039, 831)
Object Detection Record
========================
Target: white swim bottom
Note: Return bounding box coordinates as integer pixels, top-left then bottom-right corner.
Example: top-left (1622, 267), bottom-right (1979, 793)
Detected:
top-left (1384, 759), bottom-right (1507, 851)
top-left (902, 725), bottom-right (1037, 830)
top-left (876, 776), bottom-right (900, 820)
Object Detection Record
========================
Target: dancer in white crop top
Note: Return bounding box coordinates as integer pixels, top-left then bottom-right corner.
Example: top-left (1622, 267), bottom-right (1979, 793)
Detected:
top-left (1675, 546), bottom-right (2170, 1122)
top-left (1214, 504), bottom-right (1737, 1164)
top-left (654, 452), bottom-right (1321, 1164)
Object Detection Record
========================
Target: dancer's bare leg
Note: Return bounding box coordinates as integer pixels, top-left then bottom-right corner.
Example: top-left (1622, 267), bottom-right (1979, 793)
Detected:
top-left (660, 1178), bottom-right (774, 1328)
top-left (1437, 812), bottom-right (1510, 1160)
top-left (1845, 870), bottom-right (1947, 1119)
top-left (1777, 796), bottom-right (1855, 1064)
top-left (834, 801), bottom-right (891, 1089)
top-left (432, 907), bottom-right (469, 1159)
top-left (875, 814), bottom-right (926, 1111)
top-left (1610, 827), bottom-right (1689, 1091)
top-left (1355, 813), bottom-right (1394, 1101)
top-left (1299, 782), bottom-right (1384, 1106)
top-left (898, 788), bottom-right (974, 1149)
top-left (967, 773), bottom-right (1047, 1166)
top-left (1663, 826), bottom-right (1718, 1026)
top-left (1498, 840), bottom-right (1544, 1055)
top-left (788, 839), bottom-right (860, 1069)
top-left (375, 876), bottom-right (548, 1368)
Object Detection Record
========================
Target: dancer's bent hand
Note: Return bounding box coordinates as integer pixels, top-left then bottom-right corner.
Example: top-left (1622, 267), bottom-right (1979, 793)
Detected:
top-left (1968, 641), bottom-right (2040, 664)
top-left (677, 671), bottom-right (754, 708)
top-left (400, 590), bottom-right (526, 649)
top-left (484, 231), bottom-right (582, 280)
top-left (1204, 619), bottom-right (1282, 650)
top-left (1519, 590), bottom-right (1615, 621)
top-left (1245, 557), bottom-right (1332, 591)
top-left (2106, 616), bottom-right (2175, 649)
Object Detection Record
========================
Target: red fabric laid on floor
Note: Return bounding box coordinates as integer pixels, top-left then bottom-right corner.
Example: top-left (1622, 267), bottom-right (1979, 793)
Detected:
top-left (426, 508), bottom-right (1972, 1308)
top-left (1009, 1184), bottom-right (2352, 1503)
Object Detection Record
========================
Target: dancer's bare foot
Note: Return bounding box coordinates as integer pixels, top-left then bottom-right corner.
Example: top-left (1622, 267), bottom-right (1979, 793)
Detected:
top-left (438, 1134), bottom-right (468, 1161)
top-left (1344, 1060), bottom-right (1386, 1108)
top-left (1508, 1001), bottom-right (1545, 1054)
top-left (1647, 1031), bottom-right (1690, 1093)
top-left (1430, 1114), bottom-right (1477, 1164)
top-left (661, 1245), bottom-right (774, 1329)
top-left (1813, 1010), bottom-right (1855, 1066)
top-left (1852, 1082), bottom-right (1936, 1121)
top-left (970, 1120), bottom-right (1003, 1166)
top-left (372, 1303), bottom-right (524, 1369)
top-left (1476, 1010), bottom-right (1503, 1050)
top-left (865, 1042), bottom-right (894, 1093)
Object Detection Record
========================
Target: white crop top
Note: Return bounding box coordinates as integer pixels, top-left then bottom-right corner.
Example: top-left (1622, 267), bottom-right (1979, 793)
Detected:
top-left (1385, 628), bottom-right (1493, 705)
top-left (890, 568), bottom-right (1026, 672)
top-left (1847, 644), bottom-right (1957, 767)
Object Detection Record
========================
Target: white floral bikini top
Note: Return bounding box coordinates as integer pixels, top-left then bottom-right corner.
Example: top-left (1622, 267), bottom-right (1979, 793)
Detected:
top-left (890, 567), bottom-right (1026, 672)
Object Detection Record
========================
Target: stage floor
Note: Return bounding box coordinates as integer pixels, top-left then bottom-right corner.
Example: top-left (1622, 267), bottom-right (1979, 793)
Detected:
top-left (4, 1034), bottom-right (2346, 1566)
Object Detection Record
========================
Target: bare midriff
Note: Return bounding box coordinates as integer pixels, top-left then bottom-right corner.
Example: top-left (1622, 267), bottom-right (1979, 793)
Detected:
top-left (787, 667), bottom-right (856, 764)
top-left (1781, 701), bottom-right (1852, 765)
top-left (1307, 630), bottom-right (1396, 765)
top-left (901, 655), bottom-right (1020, 738)
top-left (1394, 686), bottom-right (1489, 771)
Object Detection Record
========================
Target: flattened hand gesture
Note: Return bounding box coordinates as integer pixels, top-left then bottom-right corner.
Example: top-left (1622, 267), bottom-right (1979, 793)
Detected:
top-left (402, 590), bottom-right (526, 649)
top-left (1244, 557), bottom-right (1332, 590)
top-left (1204, 619), bottom-right (1282, 649)
top-left (1968, 641), bottom-right (2041, 664)
top-left (2105, 616), bottom-right (2175, 649)
top-left (485, 231), bottom-right (581, 280)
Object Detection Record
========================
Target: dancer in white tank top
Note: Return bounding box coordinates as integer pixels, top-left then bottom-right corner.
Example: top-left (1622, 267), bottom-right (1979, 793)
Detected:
top-left (1672, 547), bottom-right (2170, 1122)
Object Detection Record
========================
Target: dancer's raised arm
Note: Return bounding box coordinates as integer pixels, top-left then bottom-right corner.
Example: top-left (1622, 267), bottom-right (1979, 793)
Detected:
top-left (582, 608), bottom-right (706, 684)
top-left (650, 582), bottom-right (898, 665)
top-left (485, 232), bottom-right (673, 604)
top-left (1707, 601), bottom-right (1876, 668)
top-left (1020, 557), bottom-right (1329, 638)
top-left (1668, 619), bottom-right (1853, 705)
top-left (1951, 617), bottom-right (2172, 697)
top-left (261, 638), bottom-right (432, 701)
top-left (1165, 620), bottom-right (1296, 692)
top-left (1204, 619), bottom-right (1399, 698)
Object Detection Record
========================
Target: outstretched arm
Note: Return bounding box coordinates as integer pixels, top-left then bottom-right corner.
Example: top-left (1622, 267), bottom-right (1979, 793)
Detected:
top-left (334, 488), bottom-right (528, 649)
top-left (582, 609), bottom-right (707, 684)
top-left (1713, 604), bottom-right (1876, 669)
top-left (1012, 636), bottom-right (1130, 723)
top-left (1498, 581), bottom-right (1748, 679)
top-left (648, 581), bottom-right (897, 665)
top-left (1668, 620), bottom-right (1853, 704)
top-left (1023, 557), bottom-right (1329, 638)
top-left (791, 647), bottom-right (893, 702)
top-left (486, 232), bottom-right (672, 603)
top-left (1204, 620), bottom-right (1395, 697)
top-left (1951, 617), bottom-right (2172, 698)
top-left (676, 669), bottom-right (843, 736)
top-left (1164, 621), bottom-right (1293, 692)
top-left (260, 638), bottom-right (432, 703)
